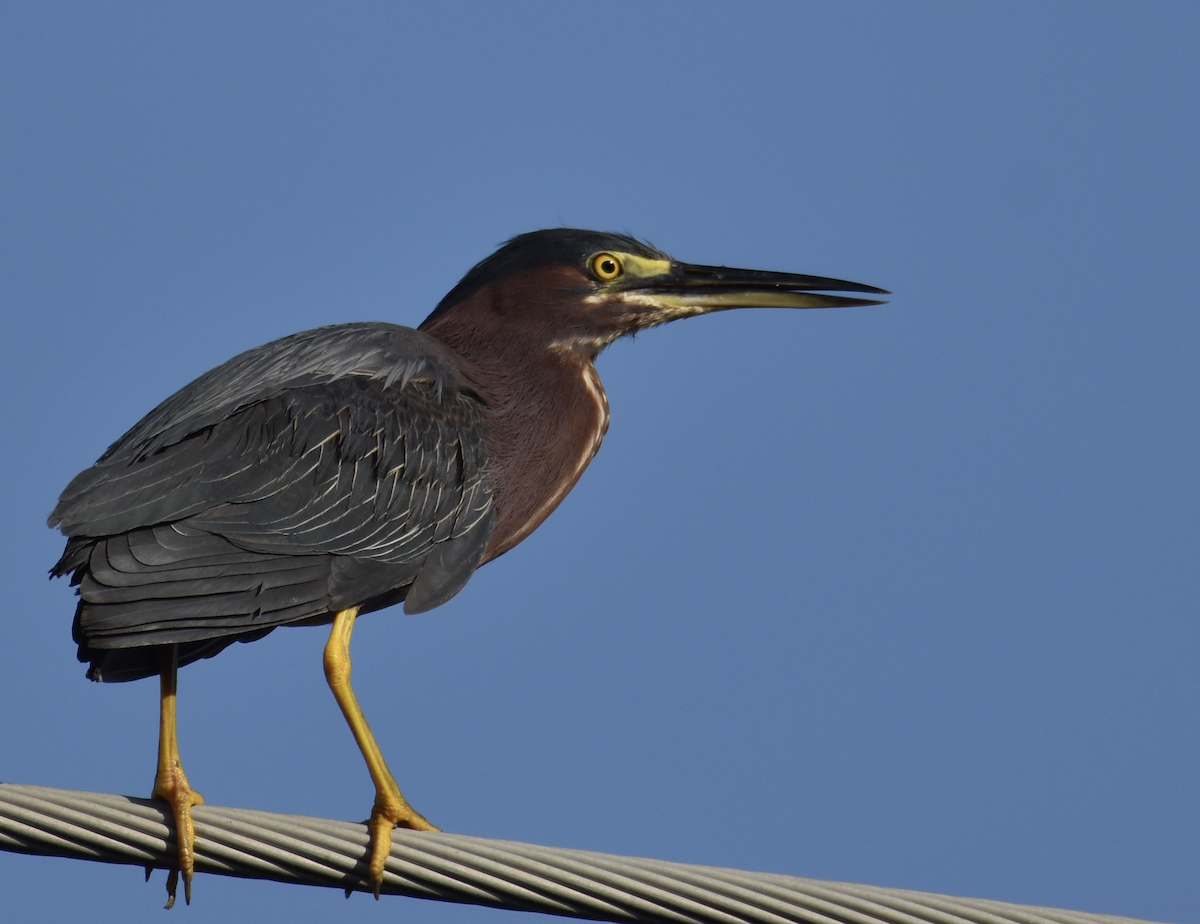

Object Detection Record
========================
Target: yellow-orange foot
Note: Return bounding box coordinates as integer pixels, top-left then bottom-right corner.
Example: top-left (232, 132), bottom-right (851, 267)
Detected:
top-left (153, 767), bottom-right (204, 909)
top-left (365, 794), bottom-right (438, 898)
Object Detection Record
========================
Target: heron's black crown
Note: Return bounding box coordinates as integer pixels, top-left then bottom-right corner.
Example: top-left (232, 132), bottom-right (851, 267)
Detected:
top-left (422, 229), bottom-right (669, 328)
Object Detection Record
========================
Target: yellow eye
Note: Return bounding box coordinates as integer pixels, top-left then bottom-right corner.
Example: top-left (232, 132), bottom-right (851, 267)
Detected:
top-left (591, 252), bottom-right (623, 281)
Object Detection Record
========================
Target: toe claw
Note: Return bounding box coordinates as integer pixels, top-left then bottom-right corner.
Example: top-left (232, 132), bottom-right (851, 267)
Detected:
top-left (164, 868), bottom-right (178, 910)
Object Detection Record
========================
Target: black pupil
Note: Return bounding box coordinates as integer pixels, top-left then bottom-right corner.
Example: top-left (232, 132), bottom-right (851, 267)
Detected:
top-left (601, 260), bottom-right (616, 275)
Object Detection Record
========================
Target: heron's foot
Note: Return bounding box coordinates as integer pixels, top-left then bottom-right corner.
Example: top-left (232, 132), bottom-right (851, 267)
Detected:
top-left (366, 792), bottom-right (438, 898)
top-left (152, 766), bottom-right (204, 909)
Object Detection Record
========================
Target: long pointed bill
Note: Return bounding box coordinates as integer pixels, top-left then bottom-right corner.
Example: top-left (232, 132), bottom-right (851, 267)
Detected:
top-left (639, 261), bottom-right (889, 314)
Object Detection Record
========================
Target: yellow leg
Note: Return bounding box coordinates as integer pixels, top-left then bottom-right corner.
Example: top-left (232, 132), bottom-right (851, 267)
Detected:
top-left (152, 645), bottom-right (204, 909)
top-left (324, 606), bottom-right (438, 898)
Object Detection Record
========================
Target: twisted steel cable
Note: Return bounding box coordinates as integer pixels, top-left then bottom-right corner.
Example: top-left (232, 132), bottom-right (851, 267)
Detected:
top-left (0, 783), bottom-right (1154, 924)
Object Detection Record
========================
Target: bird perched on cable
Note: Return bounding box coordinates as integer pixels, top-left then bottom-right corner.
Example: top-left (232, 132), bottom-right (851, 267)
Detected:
top-left (49, 228), bottom-right (886, 906)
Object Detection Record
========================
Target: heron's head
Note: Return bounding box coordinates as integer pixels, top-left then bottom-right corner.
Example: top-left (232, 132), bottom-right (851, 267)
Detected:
top-left (420, 228), bottom-right (887, 359)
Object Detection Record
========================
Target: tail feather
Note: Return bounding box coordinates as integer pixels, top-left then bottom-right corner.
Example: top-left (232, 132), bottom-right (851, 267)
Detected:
top-left (67, 525), bottom-right (419, 681)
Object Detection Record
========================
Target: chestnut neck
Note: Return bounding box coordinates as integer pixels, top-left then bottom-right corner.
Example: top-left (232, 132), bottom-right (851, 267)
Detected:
top-left (420, 269), bottom-right (612, 560)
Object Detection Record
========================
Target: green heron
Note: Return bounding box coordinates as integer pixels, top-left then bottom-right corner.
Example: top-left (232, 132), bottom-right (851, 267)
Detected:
top-left (49, 228), bottom-right (886, 905)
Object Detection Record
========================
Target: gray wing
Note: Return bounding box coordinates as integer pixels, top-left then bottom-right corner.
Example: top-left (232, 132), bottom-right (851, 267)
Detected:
top-left (49, 323), bottom-right (495, 682)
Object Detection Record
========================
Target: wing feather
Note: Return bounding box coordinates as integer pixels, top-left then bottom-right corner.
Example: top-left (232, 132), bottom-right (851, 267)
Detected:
top-left (51, 324), bottom-right (496, 682)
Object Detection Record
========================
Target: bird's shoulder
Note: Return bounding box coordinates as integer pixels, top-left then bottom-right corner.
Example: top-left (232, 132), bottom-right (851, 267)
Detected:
top-left (101, 322), bottom-right (469, 464)
top-left (48, 323), bottom-right (485, 538)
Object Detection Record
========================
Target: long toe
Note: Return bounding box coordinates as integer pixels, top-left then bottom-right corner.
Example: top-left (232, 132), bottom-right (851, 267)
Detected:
top-left (154, 776), bottom-right (204, 908)
top-left (366, 800), bottom-right (439, 898)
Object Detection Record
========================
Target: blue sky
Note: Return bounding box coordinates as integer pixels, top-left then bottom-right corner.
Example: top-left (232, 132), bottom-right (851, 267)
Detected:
top-left (1, 3), bottom-right (1197, 923)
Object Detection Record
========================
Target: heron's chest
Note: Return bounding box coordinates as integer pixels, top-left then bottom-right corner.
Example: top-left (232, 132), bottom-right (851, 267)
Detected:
top-left (483, 363), bottom-right (610, 559)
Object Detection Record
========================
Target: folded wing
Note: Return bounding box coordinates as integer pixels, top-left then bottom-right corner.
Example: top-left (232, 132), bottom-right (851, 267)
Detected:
top-left (49, 324), bottom-right (495, 682)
